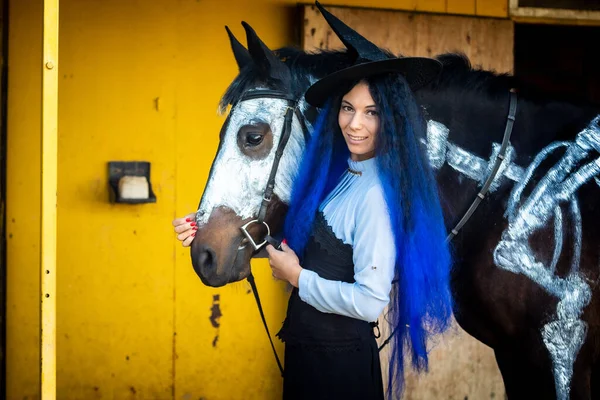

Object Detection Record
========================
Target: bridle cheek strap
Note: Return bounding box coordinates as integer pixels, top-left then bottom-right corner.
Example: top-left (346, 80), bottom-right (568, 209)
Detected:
top-left (238, 90), bottom-right (300, 252)
top-left (235, 90), bottom-right (301, 377)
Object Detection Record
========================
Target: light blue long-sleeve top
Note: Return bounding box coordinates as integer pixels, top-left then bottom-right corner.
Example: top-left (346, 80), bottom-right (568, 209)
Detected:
top-left (297, 157), bottom-right (397, 322)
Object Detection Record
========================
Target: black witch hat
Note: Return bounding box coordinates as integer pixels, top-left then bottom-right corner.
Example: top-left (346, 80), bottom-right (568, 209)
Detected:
top-left (304, 1), bottom-right (442, 107)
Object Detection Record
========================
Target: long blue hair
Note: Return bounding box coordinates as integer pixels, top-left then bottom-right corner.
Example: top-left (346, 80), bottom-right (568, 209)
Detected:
top-left (284, 73), bottom-right (453, 397)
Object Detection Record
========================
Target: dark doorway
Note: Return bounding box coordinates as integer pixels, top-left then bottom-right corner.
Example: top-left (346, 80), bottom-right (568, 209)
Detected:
top-left (514, 22), bottom-right (600, 107)
top-left (518, 0), bottom-right (600, 11)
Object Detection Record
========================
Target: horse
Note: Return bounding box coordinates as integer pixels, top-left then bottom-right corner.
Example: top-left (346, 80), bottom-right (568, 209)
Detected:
top-left (189, 8), bottom-right (600, 400)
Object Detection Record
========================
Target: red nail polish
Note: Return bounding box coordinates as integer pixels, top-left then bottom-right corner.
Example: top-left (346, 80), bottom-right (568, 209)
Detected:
top-left (193, 227), bottom-right (198, 231)
top-left (190, 222), bottom-right (196, 227)
top-left (282, 239), bottom-right (288, 245)
top-left (185, 218), bottom-right (192, 222)
top-left (191, 232), bottom-right (196, 237)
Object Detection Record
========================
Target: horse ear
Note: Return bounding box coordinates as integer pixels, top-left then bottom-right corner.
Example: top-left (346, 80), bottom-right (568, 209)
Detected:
top-left (225, 26), bottom-right (252, 70)
top-left (241, 21), bottom-right (288, 79)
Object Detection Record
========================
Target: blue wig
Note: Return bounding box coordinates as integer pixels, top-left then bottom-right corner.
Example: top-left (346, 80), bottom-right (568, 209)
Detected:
top-left (284, 73), bottom-right (453, 397)
top-left (283, 101), bottom-right (349, 257)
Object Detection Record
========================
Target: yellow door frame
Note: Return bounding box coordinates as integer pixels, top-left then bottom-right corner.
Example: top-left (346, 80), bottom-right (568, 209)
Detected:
top-left (41, 0), bottom-right (58, 398)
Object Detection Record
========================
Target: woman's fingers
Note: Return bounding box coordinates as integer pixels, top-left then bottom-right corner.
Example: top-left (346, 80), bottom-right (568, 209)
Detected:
top-left (174, 221), bottom-right (197, 234)
top-left (172, 213), bottom-right (196, 227)
top-left (265, 244), bottom-right (275, 256)
top-left (177, 230), bottom-right (195, 242)
top-left (177, 229), bottom-right (196, 247)
top-left (182, 234), bottom-right (195, 247)
top-left (172, 212), bottom-right (197, 247)
top-left (173, 213), bottom-right (197, 243)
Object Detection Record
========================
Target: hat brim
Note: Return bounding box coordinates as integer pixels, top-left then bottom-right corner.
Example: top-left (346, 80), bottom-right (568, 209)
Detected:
top-left (304, 57), bottom-right (442, 108)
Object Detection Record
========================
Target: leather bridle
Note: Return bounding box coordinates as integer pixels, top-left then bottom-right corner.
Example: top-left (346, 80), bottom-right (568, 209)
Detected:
top-left (232, 89), bottom-right (309, 377)
top-left (236, 89), bottom-right (309, 252)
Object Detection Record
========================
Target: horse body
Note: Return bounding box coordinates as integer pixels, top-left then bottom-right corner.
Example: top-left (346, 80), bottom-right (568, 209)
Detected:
top-left (190, 23), bottom-right (600, 399)
top-left (416, 57), bottom-right (600, 399)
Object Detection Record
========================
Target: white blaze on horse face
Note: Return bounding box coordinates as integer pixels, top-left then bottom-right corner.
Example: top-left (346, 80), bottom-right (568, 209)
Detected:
top-left (196, 97), bottom-right (307, 226)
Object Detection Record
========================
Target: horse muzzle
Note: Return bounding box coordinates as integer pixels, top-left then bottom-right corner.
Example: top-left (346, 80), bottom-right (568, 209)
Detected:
top-left (190, 207), bottom-right (263, 287)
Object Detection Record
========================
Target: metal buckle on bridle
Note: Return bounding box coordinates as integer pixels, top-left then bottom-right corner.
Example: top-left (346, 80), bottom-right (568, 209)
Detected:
top-left (239, 219), bottom-right (271, 251)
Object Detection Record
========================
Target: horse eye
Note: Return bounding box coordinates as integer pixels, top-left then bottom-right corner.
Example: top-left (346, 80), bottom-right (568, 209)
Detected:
top-left (246, 133), bottom-right (264, 147)
top-left (237, 123), bottom-right (271, 158)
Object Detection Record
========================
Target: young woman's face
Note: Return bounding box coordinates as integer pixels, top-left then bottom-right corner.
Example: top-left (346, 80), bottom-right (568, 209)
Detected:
top-left (338, 81), bottom-right (379, 161)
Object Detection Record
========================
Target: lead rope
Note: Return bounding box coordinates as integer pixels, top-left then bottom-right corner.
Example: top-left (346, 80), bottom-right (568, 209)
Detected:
top-left (247, 272), bottom-right (284, 376)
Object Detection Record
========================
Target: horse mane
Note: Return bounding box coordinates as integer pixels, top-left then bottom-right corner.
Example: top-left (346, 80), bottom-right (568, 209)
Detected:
top-left (431, 53), bottom-right (516, 99)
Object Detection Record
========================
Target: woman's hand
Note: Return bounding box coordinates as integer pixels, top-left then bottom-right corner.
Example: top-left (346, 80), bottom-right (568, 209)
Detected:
top-left (265, 242), bottom-right (303, 288)
top-left (172, 213), bottom-right (197, 247)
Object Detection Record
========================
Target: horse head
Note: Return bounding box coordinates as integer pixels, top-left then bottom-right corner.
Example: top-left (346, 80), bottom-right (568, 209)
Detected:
top-left (190, 22), bottom-right (316, 287)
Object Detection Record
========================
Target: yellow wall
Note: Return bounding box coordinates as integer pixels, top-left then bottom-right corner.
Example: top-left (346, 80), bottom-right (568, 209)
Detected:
top-left (6, 0), bottom-right (508, 399)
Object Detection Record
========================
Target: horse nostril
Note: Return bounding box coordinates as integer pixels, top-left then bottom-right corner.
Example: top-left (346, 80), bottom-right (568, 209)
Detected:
top-left (193, 245), bottom-right (217, 274)
top-left (199, 248), bottom-right (215, 269)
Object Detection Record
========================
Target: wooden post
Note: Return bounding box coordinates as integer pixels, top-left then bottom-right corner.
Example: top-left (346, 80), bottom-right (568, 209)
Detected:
top-left (41, 0), bottom-right (58, 398)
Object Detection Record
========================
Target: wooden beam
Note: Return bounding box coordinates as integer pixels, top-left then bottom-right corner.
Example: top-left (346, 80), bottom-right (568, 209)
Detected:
top-left (41, 0), bottom-right (58, 398)
top-left (510, 0), bottom-right (600, 22)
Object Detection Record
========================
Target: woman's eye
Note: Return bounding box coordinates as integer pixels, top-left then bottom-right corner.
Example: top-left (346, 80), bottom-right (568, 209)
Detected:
top-left (246, 133), bottom-right (264, 147)
top-left (367, 110), bottom-right (379, 117)
top-left (342, 105), bottom-right (353, 112)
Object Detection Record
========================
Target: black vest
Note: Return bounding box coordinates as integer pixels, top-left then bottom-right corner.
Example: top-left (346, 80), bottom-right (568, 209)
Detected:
top-left (277, 212), bottom-right (374, 350)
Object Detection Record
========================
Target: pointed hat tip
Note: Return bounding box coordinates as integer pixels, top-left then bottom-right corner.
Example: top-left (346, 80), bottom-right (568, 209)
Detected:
top-left (314, 1), bottom-right (333, 18)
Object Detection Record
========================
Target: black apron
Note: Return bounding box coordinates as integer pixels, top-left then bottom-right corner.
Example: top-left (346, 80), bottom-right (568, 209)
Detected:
top-left (277, 212), bottom-right (384, 400)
